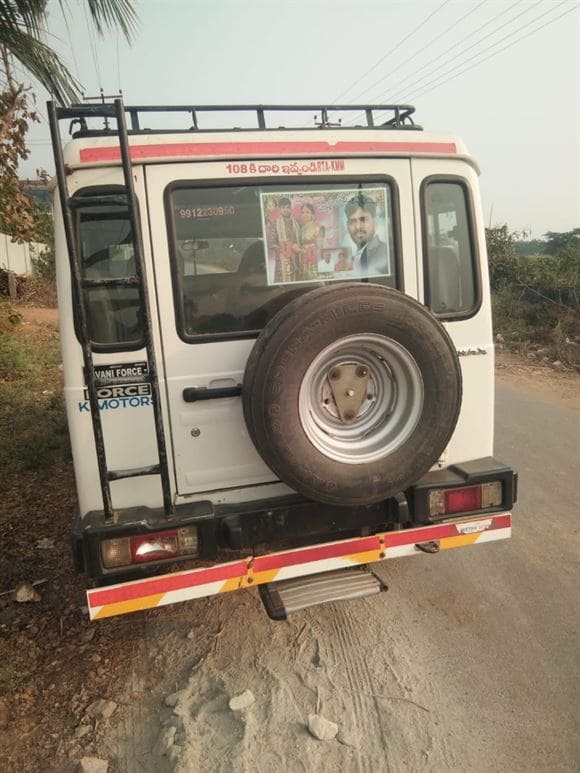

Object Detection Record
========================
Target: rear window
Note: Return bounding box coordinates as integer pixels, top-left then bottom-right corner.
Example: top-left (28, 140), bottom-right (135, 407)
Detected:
top-left (423, 179), bottom-right (478, 317)
top-left (76, 198), bottom-right (144, 350)
top-left (166, 182), bottom-right (399, 339)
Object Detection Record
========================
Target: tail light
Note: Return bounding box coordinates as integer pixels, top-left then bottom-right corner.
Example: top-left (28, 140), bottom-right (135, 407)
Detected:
top-left (101, 526), bottom-right (198, 569)
top-left (428, 482), bottom-right (502, 518)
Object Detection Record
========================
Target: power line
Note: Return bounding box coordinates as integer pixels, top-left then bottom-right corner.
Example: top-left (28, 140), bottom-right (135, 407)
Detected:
top-left (332, 0), bottom-right (454, 104)
top-left (61, 3), bottom-right (81, 87)
top-left (83, 2), bottom-right (102, 92)
top-left (116, 33), bottom-right (121, 93)
top-left (389, 0), bottom-right (549, 102)
top-left (353, 0), bottom-right (491, 104)
top-left (343, 0), bottom-right (532, 127)
top-left (380, 0), bottom-right (531, 102)
top-left (397, 0), bottom-right (572, 103)
top-left (409, 2), bottom-right (580, 102)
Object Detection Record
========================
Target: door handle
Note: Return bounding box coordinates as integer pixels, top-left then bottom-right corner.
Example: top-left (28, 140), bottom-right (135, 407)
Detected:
top-left (182, 385), bottom-right (242, 402)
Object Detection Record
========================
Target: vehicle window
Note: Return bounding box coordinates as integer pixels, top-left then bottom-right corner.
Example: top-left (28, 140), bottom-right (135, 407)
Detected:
top-left (167, 182), bottom-right (398, 339)
top-left (424, 181), bottom-right (477, 316)
top-left (76, 201), bottom-right (144, 349)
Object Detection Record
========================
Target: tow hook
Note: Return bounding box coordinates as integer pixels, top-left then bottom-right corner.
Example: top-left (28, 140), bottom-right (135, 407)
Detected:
top-left (415, 540), bottom-right (440, 554)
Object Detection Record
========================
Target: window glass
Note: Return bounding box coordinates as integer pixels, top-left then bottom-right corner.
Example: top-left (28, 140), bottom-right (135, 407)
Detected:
top-left (169, 182), bottom-right (398, 338)
top-left (424, 182), bottom-right (476, 315)
top-left (77, 202), bottom-right (144, 348)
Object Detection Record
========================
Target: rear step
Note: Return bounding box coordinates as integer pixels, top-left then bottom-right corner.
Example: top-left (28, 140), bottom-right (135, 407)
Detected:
top-left (258, 568), bottom-right (387, 620)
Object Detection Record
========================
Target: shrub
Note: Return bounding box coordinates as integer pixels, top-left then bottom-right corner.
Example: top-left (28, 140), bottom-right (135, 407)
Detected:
top-left (0, 314), bottom-right (69, 482)
top-left (487, 227), bottom-right (579, 367)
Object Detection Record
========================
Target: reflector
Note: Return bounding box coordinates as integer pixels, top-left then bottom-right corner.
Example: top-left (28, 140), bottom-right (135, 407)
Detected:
top-left (101, 537), bottom-right (131, 569)
top-left (481, 481), bottom-right (502, 508)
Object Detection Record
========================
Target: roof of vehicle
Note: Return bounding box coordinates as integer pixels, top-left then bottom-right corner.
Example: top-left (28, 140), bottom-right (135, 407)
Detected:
top-left (56, 102), bottom-right (477, 172)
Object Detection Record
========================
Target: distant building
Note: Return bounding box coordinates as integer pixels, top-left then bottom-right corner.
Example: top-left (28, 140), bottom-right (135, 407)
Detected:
top-left (0, 233), bottom-right (46, 275)
top-left (0, 180), bottom-right (51, 276)
top-left (21, 179), bottom-right (52, 212)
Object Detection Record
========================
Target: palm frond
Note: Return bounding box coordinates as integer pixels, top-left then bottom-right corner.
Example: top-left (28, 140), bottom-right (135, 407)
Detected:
top-left (0, 0), bottom-right (138, 103)
top-left (1, 22), bottom-right (80, 103)
top-left (81, 0), bottom-right (137, 41)
top-left (0, 1), bottom-right (46, 37)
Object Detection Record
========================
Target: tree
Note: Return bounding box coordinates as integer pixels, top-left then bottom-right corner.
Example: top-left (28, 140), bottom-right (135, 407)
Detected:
top-left (0, 76), bottom-right (40, 242)
top-left (0, 0), bottom-right (137, 104)
top-left (513, 237), bottom-right (546, 256)
top-left (485, 225), bottom-right (518, 290)
top-left (0, 0), bottom-right (137, 246)
top-left (542, 229), bottom-right (580, 257)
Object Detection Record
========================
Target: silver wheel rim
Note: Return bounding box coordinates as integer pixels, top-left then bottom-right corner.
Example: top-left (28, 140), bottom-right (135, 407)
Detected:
top-left (298, 333), bottom-right (424, 464)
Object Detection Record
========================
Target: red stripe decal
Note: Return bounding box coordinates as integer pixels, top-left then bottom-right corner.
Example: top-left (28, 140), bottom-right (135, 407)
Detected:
top-left (79, 140), bottom-right (457, 163)
top-left (254, 535), bottom-right (380, 573)
top-left (88, 513), bottom-right (510, 609)
top-left (88, 559), bottom-right (248, 608)
top-left (385, 513), bottom-right (510, 547)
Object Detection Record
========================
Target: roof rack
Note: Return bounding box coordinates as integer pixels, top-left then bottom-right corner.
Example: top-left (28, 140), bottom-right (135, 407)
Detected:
top-left (57, 103), bottom-right (421, 137)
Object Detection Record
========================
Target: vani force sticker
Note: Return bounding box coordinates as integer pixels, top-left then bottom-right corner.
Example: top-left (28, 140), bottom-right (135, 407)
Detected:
top-left (78, 361), bottom-right (151, 413)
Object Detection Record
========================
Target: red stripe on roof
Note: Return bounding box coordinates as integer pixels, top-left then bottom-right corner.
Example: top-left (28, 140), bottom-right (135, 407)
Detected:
top-left (88, 559), bottom-right (248, 608)
top-left (79, 140), bottom-right (457, 163)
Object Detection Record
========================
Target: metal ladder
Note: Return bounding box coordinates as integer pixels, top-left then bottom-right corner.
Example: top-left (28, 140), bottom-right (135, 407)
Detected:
top-left (47, 98), bottom-right (173, 522)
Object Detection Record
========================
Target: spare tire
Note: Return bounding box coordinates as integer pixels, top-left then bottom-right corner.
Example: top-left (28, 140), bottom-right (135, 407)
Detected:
top-left (243, 283), bottom-right (462, 506)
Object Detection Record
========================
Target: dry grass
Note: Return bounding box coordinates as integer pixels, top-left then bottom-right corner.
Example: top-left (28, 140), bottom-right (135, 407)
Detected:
top-left (0, 307), bottom-right (69, 485)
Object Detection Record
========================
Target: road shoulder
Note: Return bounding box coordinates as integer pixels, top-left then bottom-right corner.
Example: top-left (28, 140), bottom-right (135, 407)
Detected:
top-left (495, 350), bottom-right (579, 411)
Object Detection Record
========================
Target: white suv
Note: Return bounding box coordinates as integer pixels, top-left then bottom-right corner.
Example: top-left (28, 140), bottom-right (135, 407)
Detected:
top-left (48, 102), bottom-right (516, 621)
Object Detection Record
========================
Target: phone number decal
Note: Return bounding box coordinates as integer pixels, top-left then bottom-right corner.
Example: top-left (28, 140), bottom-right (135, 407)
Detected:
top-left (178, 206), bottom-right (236, 219)
top-left (225, 160), bottom-right (345, 176)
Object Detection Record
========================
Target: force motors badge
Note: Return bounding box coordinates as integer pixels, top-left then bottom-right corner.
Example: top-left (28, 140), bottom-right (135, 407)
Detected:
top-left (79, 361), bottom-right (152, 412)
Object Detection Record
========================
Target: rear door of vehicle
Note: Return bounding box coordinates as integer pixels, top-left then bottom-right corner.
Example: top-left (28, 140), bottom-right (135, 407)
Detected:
top-left (411, 158), bottom-right (494, 462)
top-left (145, 157), bottom-right (415, 496)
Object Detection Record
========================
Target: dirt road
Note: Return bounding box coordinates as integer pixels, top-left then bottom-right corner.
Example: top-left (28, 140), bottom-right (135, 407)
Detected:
top-left (1, 320), bottom-right (578, 772)
top-left (93, 379), bottom-right (578, 773)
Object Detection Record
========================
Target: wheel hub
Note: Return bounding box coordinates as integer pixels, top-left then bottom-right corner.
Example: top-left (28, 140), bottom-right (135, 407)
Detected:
top-left (298, 334), bottom-right (424, 465)
top-left (325, 363), bottom-right (371, 424)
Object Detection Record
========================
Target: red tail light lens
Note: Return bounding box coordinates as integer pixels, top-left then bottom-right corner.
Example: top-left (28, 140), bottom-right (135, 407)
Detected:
top-left (428, 482), bottom-right (502, 518)
top-left (445, 485), bottom-right (481, 514)
top-left (101, 526), bottom-right (198, 569)
top-left (131, 530), bottom-right (179, 563)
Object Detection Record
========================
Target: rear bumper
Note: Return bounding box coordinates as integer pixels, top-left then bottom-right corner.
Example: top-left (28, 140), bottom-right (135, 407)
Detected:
top-left (75, 456), bottom-right (516, 581)
top-left (87, 512), bottom-right (512, 620)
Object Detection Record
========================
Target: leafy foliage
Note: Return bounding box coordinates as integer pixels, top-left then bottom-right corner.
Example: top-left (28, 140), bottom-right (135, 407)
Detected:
top-left (487, 226), bottom-right (579, 367)
top-left (0, 0), bottom-right (137, 104)
top-left (485, 224), bottom-right (518, 289)
top-left (487, 226), bottom-right (580, 296)
top-left (513, 238), bottom-right (546, 256)
top-left (543, 228), bottom-right (580, 257)
top-left (0, 83), bottom-right (40, 242)
top-left (0, 1), bottom-right (137, 278)
top-left (0, 298), bottom-right (21, 331)
top-left (508, 228), bottom-right (580, 259)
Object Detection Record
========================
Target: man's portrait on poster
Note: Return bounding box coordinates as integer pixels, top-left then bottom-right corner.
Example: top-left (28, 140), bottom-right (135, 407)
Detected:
top-left (261, 187), bottom-right (391, 286)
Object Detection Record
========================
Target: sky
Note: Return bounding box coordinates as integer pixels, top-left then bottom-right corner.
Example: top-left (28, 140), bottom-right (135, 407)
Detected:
top-left (17, 0), bottom-right (580, 238)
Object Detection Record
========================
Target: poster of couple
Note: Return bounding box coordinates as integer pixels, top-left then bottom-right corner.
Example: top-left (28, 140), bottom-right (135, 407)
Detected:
top-left (260, 187), bottom-right (392, 286)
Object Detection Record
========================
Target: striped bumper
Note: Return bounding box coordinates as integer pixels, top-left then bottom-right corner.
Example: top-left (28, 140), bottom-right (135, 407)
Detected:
top-left (87, 513), bottom-right (511, 620)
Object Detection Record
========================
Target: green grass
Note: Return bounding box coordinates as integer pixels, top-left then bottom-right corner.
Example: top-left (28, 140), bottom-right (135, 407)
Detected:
top-left (0, 308), bottom-right (70, 484)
